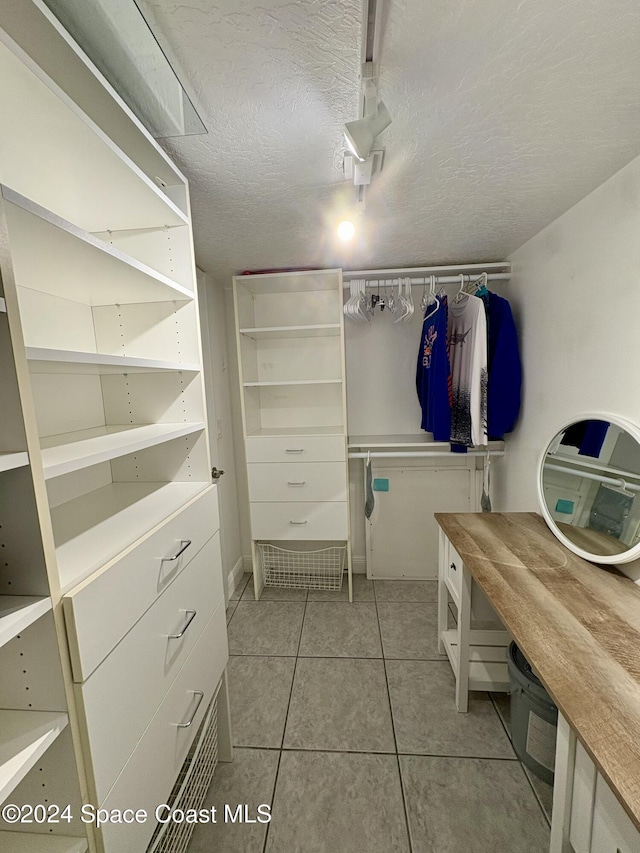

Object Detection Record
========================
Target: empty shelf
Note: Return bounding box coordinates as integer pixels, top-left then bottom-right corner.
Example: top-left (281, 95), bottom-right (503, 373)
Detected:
top-left (41, 422), bottom-right (206, 479)
top-left (0, 451), bottom-right (29, 473)
top-left (243, 379), bottom-right (342, 387)
top-left (0, 44), bottom-right (186, 233)
top-left (0, 710), bottom-right (68, 805)
top-left (3, 188), bottom-right (193, 305)
top-left (239, 324), bottom-right (340, 340)
top-left (27, 348), bottom-right (200, 375)
top-left (0, 834), bottom-right (87, 853)
top-left (0, 597), bottom-right (52, 650)
top-left (52, 481), bottom-right (209, 592)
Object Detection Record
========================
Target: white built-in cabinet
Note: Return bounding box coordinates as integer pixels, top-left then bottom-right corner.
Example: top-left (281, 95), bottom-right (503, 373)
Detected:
top-left (233, 271), bottom-right (353, 600)
top-left (552, 716), bottom-right (640, 853)
top-left (0, 4), bottom-right (229, 852)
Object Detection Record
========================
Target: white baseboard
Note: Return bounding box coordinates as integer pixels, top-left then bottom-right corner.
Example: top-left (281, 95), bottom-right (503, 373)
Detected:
top-left (227, 557), bottom-right (245, 600)
top-left (242, 554), bottom-right (253, 572)
top-left (351, 555), bottom-right (366, 574)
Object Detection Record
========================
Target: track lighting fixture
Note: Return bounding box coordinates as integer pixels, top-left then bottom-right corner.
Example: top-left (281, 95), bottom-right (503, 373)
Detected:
top-left (343, 100), bottom-right (391, 162)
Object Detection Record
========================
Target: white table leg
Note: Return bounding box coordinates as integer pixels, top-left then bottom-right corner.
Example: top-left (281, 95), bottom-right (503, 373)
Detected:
top-left (455, 563), bottom-right (471, 713)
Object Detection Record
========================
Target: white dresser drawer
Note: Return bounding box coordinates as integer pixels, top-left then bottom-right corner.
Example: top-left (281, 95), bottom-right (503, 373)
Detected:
top-left (250, 501), bottom-right (348, 540)
top-left (64, 485), bottom-right (219, 681)
top-left (77, 533), bottom-right (224, 803)
top-left (247, 461), bottom-right (347, 502)
top-left (98, 609), bottom-right (227, 853)
top-left (445, 540), bottom-right (464, 604)
top-left (245, 434), bottom-right (345, 463)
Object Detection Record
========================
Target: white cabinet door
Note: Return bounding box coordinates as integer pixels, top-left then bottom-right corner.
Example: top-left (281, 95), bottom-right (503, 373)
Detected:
top-left (590, 774), bottom-right (639, 853)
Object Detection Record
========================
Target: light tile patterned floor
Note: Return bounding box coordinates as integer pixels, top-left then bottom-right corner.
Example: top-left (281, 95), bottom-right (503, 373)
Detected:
top-left (189, 574), bottom-right (551, 853)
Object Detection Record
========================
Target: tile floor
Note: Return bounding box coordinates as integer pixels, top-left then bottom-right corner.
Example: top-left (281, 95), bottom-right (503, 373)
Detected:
top-left (188, 573), bottom-right (552, 853)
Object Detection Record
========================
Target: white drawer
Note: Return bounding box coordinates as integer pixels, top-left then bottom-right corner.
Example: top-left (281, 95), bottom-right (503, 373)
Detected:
top-left (247, 461), bottom-right (347, 502)
top-left (245, 434), bottom-right (345, 463)
top-left (250, 501), bottom-right (348, 540)
top-left (77, 533), bottom-right (224, 803)
top-left (64, 485), bottom-right (219, 681)
top-left (98, 610), bottom-right (227, 853)
top-left (445, 540), bottom-right (463, 604)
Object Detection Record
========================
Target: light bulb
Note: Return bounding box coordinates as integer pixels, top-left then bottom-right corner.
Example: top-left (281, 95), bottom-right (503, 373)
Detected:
top-left (337, 220), bottom-right (355, 241)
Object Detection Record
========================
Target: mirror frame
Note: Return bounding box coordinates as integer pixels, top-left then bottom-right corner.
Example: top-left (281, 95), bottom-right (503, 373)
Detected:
top-left (537, 413), bottom-right (640, 566)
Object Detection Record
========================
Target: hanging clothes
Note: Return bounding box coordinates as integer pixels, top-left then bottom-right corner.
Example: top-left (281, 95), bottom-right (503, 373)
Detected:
top-left (416, 295), bottom-right (451, 440)
top-left (479, 291), bottom-right (522, 439)
top-left (560, 420), bottom-right (610, 458)
top-left (448, 294), bottom-right (488, 447)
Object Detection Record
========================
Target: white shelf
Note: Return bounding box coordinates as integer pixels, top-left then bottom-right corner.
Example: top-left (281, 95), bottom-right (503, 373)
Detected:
top-left (244, 379), bottom-right (342, 388)
top-left (0, 834), bottom-right (87, 853)
top-left (239, 324), bottom-right (340, 340)
top-left (27, 348), bottom-right (200, 375)
top-left (0, 42), bottom-right (187, 233)
top-left (0, 451), bottom-right (29, 473)
top-left (52, 481), bottom-right (209, 593)
top-left (348, 435), bottom-right (506, 450)
top-left (41, 423), bottom-right (206, 480)
top-left (247, 426), bottom-right (345, 437)
top-left (0, 710), bottom-right (68, 805)
top-left (3, 187), bottom-right (193, 305)
top-left (0, 597), bottom-right (52, 650)
top-left (441, 630), bottom-right (510, 692)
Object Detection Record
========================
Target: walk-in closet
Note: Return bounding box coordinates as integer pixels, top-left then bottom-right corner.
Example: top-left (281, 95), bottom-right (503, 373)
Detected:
top-left (1, 1), bottom-right (640, 852)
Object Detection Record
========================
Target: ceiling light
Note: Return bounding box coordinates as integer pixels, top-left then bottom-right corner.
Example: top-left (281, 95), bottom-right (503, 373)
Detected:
top-left (337, 220), bottom-right (356, 241)
top-left (343, 100), bottom-right (391, 162)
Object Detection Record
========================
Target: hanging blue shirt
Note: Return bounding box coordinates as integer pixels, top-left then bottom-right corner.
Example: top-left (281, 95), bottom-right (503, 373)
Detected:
top-left (481, 292), bottom-right (521, 439)
top-left (416, 296), bottom-right (451, 440)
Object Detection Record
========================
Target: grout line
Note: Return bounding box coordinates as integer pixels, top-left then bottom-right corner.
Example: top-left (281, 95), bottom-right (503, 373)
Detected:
top-left (374, 580), bottom-right (414, 852)
top-left (261, 747), bottom-right (283, 853)
top-left (262, 596), bottom-right (308, 853)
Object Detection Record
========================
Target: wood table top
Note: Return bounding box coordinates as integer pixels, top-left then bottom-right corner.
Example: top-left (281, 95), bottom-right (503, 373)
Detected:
top-left (435, 511), bottom-right (640, 831)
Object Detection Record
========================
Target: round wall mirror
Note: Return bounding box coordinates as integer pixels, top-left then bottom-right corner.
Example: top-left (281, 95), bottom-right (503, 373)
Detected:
top-left (538, 415), bottom-right (640, 566)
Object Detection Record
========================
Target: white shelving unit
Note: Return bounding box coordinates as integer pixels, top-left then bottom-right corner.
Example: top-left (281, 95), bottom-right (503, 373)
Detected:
top-left (233, 270), bottom-right (352, 600)
top-left (0, 5), bottom-right (231, 851)
top-left (0, 597), bottom-right (52, 650)
top-left (0, 709), bottom-right (68, 803)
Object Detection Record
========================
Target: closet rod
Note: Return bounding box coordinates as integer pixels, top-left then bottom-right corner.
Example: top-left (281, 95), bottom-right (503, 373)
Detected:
top-left (343, 262), bottom-right (510, 281)
top-left (342, 273), bottom-right (510, 288)
top-left (349, 450), bottom-right (504, 459)
top-left (545, 463), bottom-right (640, 493)
top-left (548, 455), bottom-right (640, 485)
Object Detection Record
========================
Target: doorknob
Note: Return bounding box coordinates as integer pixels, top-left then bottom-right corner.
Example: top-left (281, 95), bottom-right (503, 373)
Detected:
top-left (211, 467), bottom-right (225, 480)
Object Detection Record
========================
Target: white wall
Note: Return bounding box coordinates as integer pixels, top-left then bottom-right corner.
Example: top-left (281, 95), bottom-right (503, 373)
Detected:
top-left (197, 271), bottom-right (244, 591)
top-left (493, 154), bottom-right (640, 511)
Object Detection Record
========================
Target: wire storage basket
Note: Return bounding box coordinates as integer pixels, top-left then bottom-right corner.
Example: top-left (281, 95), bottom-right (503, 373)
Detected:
top-left (257, 543), bottom-right (346, 591)
top-left (147, 680), bottom-right (221, 853)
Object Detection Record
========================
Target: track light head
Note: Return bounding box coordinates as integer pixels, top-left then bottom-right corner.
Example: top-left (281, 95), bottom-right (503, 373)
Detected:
top-left (343, 100), bottom-right (391, 162)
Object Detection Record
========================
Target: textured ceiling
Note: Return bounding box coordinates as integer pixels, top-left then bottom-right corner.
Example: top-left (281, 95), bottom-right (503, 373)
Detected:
top-left (137, 0), bottom-right (640, 280)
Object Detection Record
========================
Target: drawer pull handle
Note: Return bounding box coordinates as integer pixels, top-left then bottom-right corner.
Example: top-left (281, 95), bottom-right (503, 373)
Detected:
top-left (176, 690), bottom-right (205, 728)
top-left (287, 481), bottom-right (306, 486)
top-left (162, 539), bottom-right (192, 562)
top-left (290, 520), bottom-right (308, 525)
top-left (285, 449), bottom-right (304, 454)
top-left (168, 609), bottom-right (197, 640)
top-left (450, 562), bottom-right (457, 571)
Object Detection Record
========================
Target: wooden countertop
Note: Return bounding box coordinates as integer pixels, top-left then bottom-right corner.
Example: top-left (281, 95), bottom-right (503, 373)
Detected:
top-left (435, 511), bottom-right (640, 831)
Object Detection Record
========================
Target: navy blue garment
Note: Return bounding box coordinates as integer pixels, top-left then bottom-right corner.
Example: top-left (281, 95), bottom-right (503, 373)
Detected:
top-left (481, 292), bottom-right (522, 439)
top-left (416, 296), bottom-right (451, 440)
top-left (561, 420), bottom-right (610, 457)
